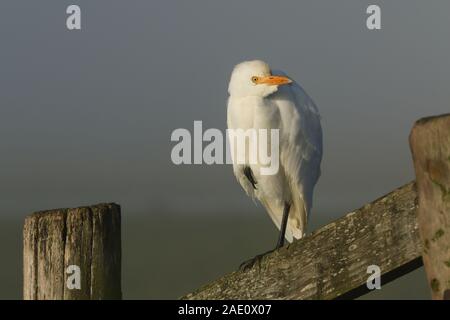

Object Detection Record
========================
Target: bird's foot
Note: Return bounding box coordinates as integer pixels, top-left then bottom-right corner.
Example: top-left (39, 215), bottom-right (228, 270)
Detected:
top-left (239, 249), bottom-right (275, 272)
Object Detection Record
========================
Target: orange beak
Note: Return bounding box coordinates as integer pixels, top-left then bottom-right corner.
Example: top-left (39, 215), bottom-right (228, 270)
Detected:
top-left (255, 75), bottom-right (292, 86)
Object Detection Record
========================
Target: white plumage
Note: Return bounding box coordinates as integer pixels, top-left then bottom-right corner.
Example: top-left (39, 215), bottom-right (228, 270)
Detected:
top-left (227, 60), bottom-right (322, 244)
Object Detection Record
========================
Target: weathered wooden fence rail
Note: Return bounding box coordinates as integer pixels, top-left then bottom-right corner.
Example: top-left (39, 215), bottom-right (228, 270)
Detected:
top-left (23, 203), bottom-right (122, 300)
top-left (183, 182), bottom-right (421, 299)
top-left (22, 114), bottom-right (449, 300)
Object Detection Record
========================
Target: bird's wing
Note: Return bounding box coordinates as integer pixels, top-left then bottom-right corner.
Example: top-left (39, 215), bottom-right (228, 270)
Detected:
top-left (270, 75), bottom-right (323, 235)
top-left (226, 97), bottom-right (257, 199)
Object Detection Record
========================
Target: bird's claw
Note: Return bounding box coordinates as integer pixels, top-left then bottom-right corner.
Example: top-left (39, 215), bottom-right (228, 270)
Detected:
top-left (239, 254), bottom-right (264, 272)
top-left (238, 249), bottom-right (275, 272)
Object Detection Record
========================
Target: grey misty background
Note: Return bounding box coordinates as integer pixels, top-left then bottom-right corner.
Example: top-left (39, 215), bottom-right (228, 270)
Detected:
top-left (0, 0), bottom-right (449, 299)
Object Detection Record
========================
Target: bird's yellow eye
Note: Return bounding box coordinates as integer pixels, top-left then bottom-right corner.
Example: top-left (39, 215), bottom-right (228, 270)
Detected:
top-left (251, 76), bottom-right (259, 84)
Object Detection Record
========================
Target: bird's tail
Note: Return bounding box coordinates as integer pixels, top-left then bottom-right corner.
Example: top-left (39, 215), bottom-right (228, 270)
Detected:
top-left (260, 192), bottom-right (307, 243)
top-left (289, 188), bottom-right (308, 241)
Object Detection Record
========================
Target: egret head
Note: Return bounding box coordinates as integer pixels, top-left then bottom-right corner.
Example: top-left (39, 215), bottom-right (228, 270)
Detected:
top-left (228, 60), bottom-right (292, 98)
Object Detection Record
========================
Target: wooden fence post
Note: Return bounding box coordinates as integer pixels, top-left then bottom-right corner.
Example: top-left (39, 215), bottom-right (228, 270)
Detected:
top-left (410, 113), bottom-right (450, 300)
top-left (23, 203), bottom-right (122, 300)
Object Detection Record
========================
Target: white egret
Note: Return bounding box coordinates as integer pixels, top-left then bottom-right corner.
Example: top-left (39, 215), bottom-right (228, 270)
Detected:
top-left (227, 60), bottom-right (322, 268)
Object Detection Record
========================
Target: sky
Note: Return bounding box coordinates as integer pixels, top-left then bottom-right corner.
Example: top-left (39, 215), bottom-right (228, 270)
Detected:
top-left (1, 0), bottom-right (449, 221)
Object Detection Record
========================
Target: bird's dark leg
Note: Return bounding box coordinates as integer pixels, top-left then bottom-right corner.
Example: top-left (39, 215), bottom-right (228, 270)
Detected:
top-left (243, 166), bottom-right (257, 189)
top-left (239, 202), bottom-right (291, 271)
top-left (276, 202), bottom-right (290, 249)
